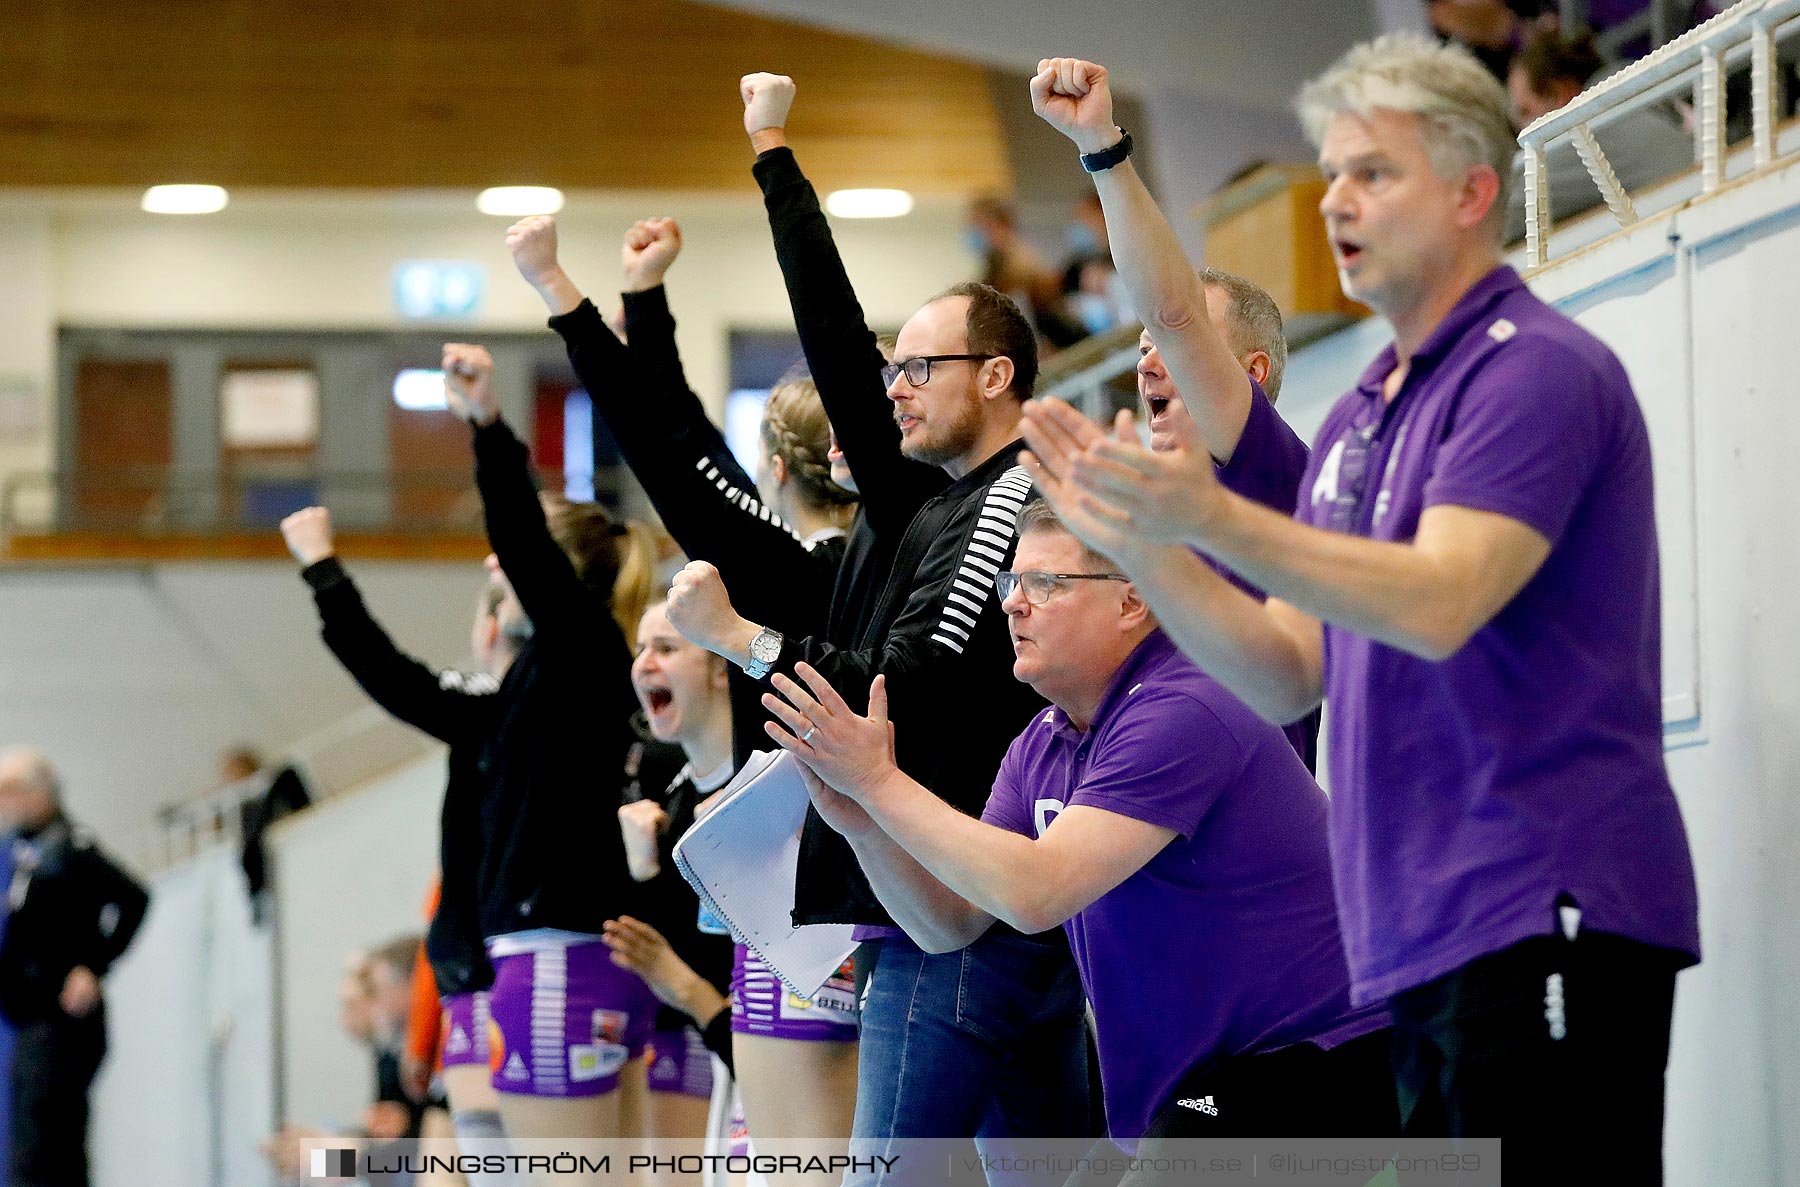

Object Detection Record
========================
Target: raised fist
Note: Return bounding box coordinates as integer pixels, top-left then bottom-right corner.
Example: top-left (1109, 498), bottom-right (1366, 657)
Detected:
top-left (505, 215), bottom-right (562, 290)
top-left (741, 72), bottom-right (797, 137)
top-left (1030, 58), bottom-right (1121, 155)
top-left (280, 506), bottom-right (335, 566)
top-left (621, 217), bottom-right (683, 292)
top-left (441, 343), bottom-right (498, 426)
top-left (665, 560), bottom-right (744, 656)
top-left (618, 798), bottom-right (671, 881)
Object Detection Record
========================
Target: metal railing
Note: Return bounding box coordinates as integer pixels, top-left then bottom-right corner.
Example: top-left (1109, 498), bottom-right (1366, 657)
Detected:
top-left (1521, 0), bottom-right (1800, 266)
top-left (0, 466), bottom-right (614, 548)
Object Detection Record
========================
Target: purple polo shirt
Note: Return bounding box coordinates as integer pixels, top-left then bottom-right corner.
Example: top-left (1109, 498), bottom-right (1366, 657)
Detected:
top-left (1212, 378), bottom-right (1318, 768)
top-left (1213, 376), bottom-right (1311, 585)
top-left (1295, 266), bottom-right (1700, 1004)
top-left (980, 631), bottom-right (1384, 1140)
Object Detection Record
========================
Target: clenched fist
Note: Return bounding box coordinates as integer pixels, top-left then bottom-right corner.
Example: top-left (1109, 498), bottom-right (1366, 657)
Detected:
top-left (506, 215), bottom-right (562, 290)
top-left (280, 506), bottom-right (335, 566)
top-left (741, 72), bottom-right (797, 140)
top-left (618, 798), bottom-right (671, 882)
top-left (621, 217), bottom-right (683, 293)
top-left (442, 343), bottom-right (498, 426)
top-left (665, 560), bottom-right (751, 659)
top-left (1030, 58), bottom-right (1123, 155)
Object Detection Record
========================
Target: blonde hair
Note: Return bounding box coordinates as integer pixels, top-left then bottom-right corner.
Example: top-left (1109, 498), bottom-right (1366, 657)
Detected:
top-left (760, 373), bottom-right (857, 531)
top-left (610, 519), bottom-right (658, 640)
top-left (1295, 33), bottom-right (1517, 239)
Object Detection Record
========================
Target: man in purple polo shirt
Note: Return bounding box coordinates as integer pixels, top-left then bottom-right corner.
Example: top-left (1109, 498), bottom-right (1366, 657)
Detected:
top-left (1144, 273), bottom-right (1321, 770)
top-left (1021, 44), bottom-right (1700, 1183)
top-left (1025, 55), bottom-right (1321, 775)
top-left (757, 501), bottom-right (1393, 1147)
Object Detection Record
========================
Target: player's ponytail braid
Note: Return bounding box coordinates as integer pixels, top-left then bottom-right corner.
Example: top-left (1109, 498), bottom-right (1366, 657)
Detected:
top-left (760, 371), bottom-right (858, 530)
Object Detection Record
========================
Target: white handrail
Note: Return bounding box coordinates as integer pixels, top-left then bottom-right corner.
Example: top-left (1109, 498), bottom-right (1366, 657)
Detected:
top-left (1520, 0), bottom-right (1800, 264)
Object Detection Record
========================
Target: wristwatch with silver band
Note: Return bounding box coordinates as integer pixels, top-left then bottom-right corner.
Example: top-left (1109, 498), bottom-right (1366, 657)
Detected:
top-left (743, 626), bottom-right (783, 679)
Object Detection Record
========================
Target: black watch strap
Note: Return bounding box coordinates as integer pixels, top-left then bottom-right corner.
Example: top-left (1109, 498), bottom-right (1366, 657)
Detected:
top-left (1079, 130), bottom-right (1134, 174)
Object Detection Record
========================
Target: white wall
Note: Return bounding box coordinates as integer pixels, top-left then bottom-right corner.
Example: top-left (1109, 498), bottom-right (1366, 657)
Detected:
top-left (91, 846), bottom-right (275, 1187)
top-left (267, 748), bottom-right (445, 1130)
top-left (1279, 157), bottom-right (1800, 1185)
top-left (88, 748), bottom-right (446, 1187)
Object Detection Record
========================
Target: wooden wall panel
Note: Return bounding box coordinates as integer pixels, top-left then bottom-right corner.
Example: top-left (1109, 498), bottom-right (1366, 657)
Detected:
top-left (0, 0), bottom-right (1011, 196)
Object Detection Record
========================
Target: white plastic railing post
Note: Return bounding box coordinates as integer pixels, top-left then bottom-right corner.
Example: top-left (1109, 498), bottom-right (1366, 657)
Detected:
top-left (1525, 144), bottom-right (1551, 268)
top-left (1700, 44), bottom-right (1727, 191)
top-left (1571, 124), bottom-right (1641, 226)
top-left (1751, 19), bottom-right (1778, 169)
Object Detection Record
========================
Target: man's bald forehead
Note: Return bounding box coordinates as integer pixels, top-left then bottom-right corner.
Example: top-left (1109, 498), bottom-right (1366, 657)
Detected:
top-left (0, 747), bottom-right (56, 790)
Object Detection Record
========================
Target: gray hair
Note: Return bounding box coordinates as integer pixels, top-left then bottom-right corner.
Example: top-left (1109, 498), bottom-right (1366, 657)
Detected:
top-left (1199, 268), bottom-right (1290, 402)
top-left (1015, 499), bottom-right (1118, 574)
top-left (1294, 33), bottom-right (1517, 240)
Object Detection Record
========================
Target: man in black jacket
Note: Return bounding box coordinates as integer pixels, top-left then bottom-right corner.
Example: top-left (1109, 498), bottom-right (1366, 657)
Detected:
top-left (0, 748), bottom-right (149, 1187)
top-left (661, 72), bottom-right (1088, 1173)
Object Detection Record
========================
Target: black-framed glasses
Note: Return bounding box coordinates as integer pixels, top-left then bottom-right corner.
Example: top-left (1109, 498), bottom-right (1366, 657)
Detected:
top-left (880, 354), bottom-right (998, 388)
top-left (995, 570), bottom-right (1129, 606)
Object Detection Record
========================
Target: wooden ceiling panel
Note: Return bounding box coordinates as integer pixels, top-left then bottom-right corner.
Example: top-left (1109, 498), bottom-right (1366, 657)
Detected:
top-left (0, 0), bottom-right (1012, 196)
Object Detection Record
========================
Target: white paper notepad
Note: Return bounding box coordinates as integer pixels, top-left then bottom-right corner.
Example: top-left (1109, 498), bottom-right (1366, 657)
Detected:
top-left (671, 750), bottom-right (858, 1000)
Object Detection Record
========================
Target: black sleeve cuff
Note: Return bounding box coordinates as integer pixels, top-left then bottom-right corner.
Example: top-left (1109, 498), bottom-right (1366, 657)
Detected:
top-left (469, 415), bottom-right (520, 453)
top-left (547, 297), bottom-right (605, 340)
top-left (619, 285), bottom-right (672, 325)
top-left (699, 1008), bottom-right (735, 1072)
top-left (751, 145), bottom-right (800, 192)
top-left (301, 556), bottom-right (351, 593)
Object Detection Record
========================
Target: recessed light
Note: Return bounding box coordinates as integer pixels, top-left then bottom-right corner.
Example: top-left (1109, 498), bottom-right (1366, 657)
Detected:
top-left (825, 189), bottom-right (915, 219)
top-left (476, 186), bottom-right (565, 216)
top-left (141, 185), bottom-right (229, 215)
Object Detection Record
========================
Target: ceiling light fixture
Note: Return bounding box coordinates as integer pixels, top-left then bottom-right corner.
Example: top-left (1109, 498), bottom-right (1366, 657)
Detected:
top-left (141, 184), bottom-right (229, 215)
top-left (476, 186), bottom-right (565, 216)
top-left (825, 188), bottom-right (915, 219)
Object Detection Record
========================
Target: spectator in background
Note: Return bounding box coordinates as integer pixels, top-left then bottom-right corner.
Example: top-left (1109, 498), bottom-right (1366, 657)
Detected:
top-left (227, 745), bottom-right (312, 923)
top-left (966, 195), bottom-right (1088, 349)
top-left (264, 944), bottom-right (426, 1187)
top-left (1501, 26), bottom-right (1696, 243)
top-left (0, 748), bottom-right (149, 1187)
top-left (1428, 0), bottom-right (1559, 79)
top-left (1058, 194), bottom-right (1129, 338)
top-left (365, 937), bottom-right (427, 1141)
top-left (1507, 27), bottom-right (1606, 125)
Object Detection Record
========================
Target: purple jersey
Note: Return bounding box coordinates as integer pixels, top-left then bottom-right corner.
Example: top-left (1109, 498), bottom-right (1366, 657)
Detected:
top-left (1212, 377), bottom-right (1317, 767)
top-left (1212, 376), bottom-right (1311, 596)
top-left (1295, 266), bottom-right (1700, 1004)
top-left (981, 631), bottom-right (1381, 1140)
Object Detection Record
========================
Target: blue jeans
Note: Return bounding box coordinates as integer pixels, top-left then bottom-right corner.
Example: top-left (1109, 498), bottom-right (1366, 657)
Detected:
top-left (847, 927), bottom-right (1090, 1187)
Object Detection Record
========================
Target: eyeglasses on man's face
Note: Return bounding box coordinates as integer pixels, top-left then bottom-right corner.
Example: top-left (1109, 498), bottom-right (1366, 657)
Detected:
top-left (995, 570), bottom-right (1129, 606)
top-left (880, 354), bottom-right (998, 389)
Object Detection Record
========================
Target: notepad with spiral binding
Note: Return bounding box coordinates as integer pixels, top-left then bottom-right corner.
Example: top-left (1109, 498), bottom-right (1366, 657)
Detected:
top-left (671, 749), bottom-right (858, 1001)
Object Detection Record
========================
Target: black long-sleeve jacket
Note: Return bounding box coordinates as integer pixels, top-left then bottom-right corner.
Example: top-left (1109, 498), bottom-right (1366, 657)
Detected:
top-left (753, 147), bottom-right (1049, 927)
top-left (301, 555), bottom-right (501, 997)
top-left (0, 819), bottom-right (149, 1026)
top-left (548, 290), bottom-right (848, 766)
top-left (466, 418), bottom-right (643, 938)
top-left (551, 290), bottom-right (847, 640)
